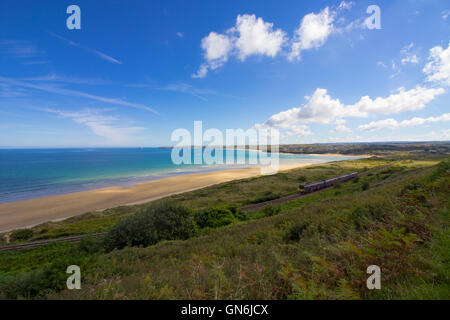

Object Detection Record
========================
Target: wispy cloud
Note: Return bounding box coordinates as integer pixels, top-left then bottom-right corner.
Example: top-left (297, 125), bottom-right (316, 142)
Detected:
top-left (22, 74), bottom-right (111, 86)
top-left (0, 76), bottom-right (158, 114)
top-left (358, 113), bottom-right (450, 131)
top-left (0, 40), bottom-right (44, 59)
top-left (127, 82), bottom-right (215, 101)
top-left (38, 107), bottom-right (146, 144)
top-left (48, 32), bottom-right (122, 65)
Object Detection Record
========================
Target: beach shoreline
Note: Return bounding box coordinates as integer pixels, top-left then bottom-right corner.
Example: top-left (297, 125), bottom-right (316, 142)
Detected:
top-left (0, 161), bottom-right (319, 232)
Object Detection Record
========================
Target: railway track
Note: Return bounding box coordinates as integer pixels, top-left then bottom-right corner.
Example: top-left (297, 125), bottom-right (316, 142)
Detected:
top-left (0, 233), bottom-right (106, 252)
top-left (240, 162), bottom-right (399, 212)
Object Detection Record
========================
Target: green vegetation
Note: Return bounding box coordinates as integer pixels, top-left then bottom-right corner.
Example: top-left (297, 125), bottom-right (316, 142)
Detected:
top-left (10, 229), bottom-right (33, 242)
top-left (103, 202), bottom-right (196, 251)
top-left (0, 153), bottom-right (448, 300)
top-left (277, 142), bottom-right (450, 156)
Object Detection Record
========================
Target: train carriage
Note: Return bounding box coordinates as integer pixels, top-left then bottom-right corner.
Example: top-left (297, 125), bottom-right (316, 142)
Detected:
top-left (299, 172), bottom-right (358, 194)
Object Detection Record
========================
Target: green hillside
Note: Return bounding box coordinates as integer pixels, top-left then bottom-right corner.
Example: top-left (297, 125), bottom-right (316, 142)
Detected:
top-left (1, 155), bottom-right (448, 300)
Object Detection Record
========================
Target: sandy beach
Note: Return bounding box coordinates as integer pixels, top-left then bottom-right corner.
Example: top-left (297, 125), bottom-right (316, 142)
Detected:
top-left (0, 162), bottom-right (316, 232)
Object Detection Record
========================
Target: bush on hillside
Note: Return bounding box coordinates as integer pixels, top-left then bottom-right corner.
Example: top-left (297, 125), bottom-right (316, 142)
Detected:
top-left (263, 205), bottom-right (281, 217)
top-left (194, 208), bottom-right (237, 229)
top-left (10, 229), bottom-right (33, 242)
top-left (104, 202), bottom-right (196, 251)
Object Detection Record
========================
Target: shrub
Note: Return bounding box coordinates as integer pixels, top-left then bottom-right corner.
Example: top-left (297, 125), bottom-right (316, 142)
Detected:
top-left (0, 268), bottom-right (53, 299)
top-left (251, 192), bottom-right (280, 204)
top-left (263, 205), bottom-right (281, 217)
top-left (225, 205), bottom-right (247, 221)
top-left (349, 203), bottom-right (388, 230)
top-left (77, 237), bottom-right (104, 254)
top-left (298, 176), bottom-right (307, 182)
top-left (103, 202), bottom-right (196, 251)
top-left (428, 160), bottom-right (449, 181)
top-left (11, 229), bottom-right (33, 242)
top-left (362, 182), bottom-right (370, 191)
top-left (284, 220), bottom-right (310, 242)
top-left (194, 208), bottom-right (236, 229)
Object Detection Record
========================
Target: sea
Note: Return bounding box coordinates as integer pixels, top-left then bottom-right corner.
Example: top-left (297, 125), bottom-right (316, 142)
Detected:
top-left (0, 148), bottom-right (361, 204)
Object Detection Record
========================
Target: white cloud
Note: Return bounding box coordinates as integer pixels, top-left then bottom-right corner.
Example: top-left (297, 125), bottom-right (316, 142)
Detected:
top-left (176, 32), bottom-right (184, 38)
top-left (254, 86), bottom-right (445, 135)
top-left (130, 82), bottom-right (215, 101)
top-left (0, 76), bottom-right (158, 113)
top-left (338, 1), bottom-right (355, 10)
top-left (40, 108), bottom-right (146, 144)
top-left (202, 32), bottom-right (232, 63)
top-left (194, 4), bottom-right (363, 77)
top-left (401, 55), bottom-right (419, 65)
top-left (193, 14), bottom-right (286, 78)
top-left (442, 10), bottom-right (450, 20)
top-left (0, 40), bottom-right (43, 59)
top-left (358, 118), bottom-right (400, 131)
top-left (423, 43), bottom-right (450, 86)
top-left (48, 32), bottom-right (122, 65)
top-left (400, 43), bottom-right (419, 65)
top-left (332, 124), bottom-right (352, 133)
top-left (359, 113), bottom-right (450, 131)
top-left (352, 86), bottom-right (445, 114)
top-left (442, 129), bottom-right (450, 138)
top-left (233, 14), bottom-right (286, 61)
top-left (289, 7), bottom-right (334, 61)
top-left (192, 32), bottom-right (232, 78)
top-left (401, 43), bottom-right (414, 54)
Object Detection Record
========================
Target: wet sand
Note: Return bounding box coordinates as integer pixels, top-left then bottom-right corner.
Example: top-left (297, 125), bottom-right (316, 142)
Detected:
top-left (0, 162), bottom-right (314, 232)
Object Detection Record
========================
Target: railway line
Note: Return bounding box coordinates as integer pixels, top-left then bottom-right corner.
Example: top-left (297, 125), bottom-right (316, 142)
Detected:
top-left (0, 162), bottom-right (398, 252)
top-left (240, 162), bottom-right (398, 212)
top-left (0, 233), bottom-right (106, 252)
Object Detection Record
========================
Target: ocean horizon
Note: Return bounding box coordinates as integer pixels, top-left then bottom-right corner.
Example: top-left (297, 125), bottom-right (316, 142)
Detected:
top-left (0, 148), bottom-right (361, 204)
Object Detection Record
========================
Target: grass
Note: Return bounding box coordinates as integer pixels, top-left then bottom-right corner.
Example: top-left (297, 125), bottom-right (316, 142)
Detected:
top-left (0, 154), bottom-right (448, 299)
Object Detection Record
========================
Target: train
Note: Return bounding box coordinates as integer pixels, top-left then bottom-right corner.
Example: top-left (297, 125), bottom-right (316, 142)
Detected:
top-left (299, 172), bottom-right (358, 194)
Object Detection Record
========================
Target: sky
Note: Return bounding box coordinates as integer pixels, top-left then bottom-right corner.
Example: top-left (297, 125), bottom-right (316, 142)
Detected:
top-left (0, 0), bottom-right (449, 147)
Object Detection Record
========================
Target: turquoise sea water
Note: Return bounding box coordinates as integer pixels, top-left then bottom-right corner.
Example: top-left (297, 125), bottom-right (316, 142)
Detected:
top-left (0, 148), bottom-right (361, 203)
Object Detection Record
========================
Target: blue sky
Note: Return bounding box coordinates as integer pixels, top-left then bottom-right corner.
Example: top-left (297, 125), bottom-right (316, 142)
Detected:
top-left (0, 0), bottom-right (449, 147)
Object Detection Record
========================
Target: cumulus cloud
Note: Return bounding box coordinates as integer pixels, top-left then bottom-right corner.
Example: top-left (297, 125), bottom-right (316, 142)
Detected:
top-left (233, 14), bottom-right (287, 60)
top-left (352, 86), bottom-right (445, 114)
top-left (332, 124), bottom-right (352, 133)
top-left (288, 7), bottom-right (334, 61)
top-left (358, 118), bottom-right (400, 131)
top-left (192, 32), bottom-right (232, 78)
top-left (193, 14), bottom-right (286, 78)
top-left (359, 113), bottom-right (450, 131)
top-left (194, 3), bottom-right (362, 77)
top-left (253, 86), bottom-right (445, 135)
top-left (423, 43), bottom-right (450, 86)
